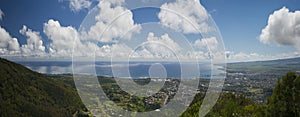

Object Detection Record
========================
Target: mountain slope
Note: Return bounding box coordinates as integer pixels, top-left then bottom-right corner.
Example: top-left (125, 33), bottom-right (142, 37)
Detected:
top-left (0, 58), bottom-right (85, 117)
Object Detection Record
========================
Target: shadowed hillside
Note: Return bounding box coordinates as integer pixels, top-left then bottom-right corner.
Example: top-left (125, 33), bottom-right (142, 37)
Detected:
top-left (0, 58), bottom-right (86, 117)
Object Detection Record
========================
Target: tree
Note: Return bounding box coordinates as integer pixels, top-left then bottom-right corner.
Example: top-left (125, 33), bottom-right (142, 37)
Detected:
top-left (267, 72), bottom-right (300, 117)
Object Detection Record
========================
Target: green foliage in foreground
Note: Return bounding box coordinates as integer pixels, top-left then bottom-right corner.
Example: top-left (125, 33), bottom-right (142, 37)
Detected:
top-left (182, 72), bottom-right (300, 117)
top-left (181, 93), bottom-right (267, 117)
top-left (0, 58), bottom-right (86, 117)
top-left (267, 72), bottom-right (300, 117)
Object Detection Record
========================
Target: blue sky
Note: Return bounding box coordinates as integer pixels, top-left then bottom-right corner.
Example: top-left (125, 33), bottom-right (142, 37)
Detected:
top-left (0, 0), bottom-right (86, 46)
top-left (202, 0), bottom-right (300, 55)
top-left (0, 0), bottom-right (300, 62)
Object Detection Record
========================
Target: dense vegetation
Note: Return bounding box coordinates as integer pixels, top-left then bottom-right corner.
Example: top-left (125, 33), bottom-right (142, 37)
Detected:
top-left (181, 72), bottom-right (300, 117)
top-left (267, 72), bottom-right (300, 116)
top-left (0, 58), bottom-right (86, 117)
top-left (181, 93), bottom-right (267, 117)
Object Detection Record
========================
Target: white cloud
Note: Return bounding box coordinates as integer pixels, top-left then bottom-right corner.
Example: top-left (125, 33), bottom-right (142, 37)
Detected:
top-left (0, 7), bottom-right (139, 58)
top-left (226, 51), bottom-right (300, 63)
top-left (44, 19), bottom-right (80, 56)
top-left (105, 0), bottom-right (125, 6)
top-left (0, 26), bottom-right (20, 54)
top-left (185, 51), bottom-right (207, 60)
top-left (19, 25), bottom-right (46, 55)
top-left (194, 37), bottom-right (218, 51)
top-left (94, 32), bottom-right (186, 60)
top-left (82, 0), bottom-right (141, 42)
top-left (0, 9), bottom-right (4, 21)
top-left (158, 0), bottom-right (209, 34)
top-left (69, 0), bottom-right (92, 12)
top-left (146, 32), bottom-right (181, 52)
top-left (133, 32), bottom-right (182, 59)
top-left (259, 7), bottom-right (300, 49)
top-left (192, 37), bottom-right (223, 61)
top-left (97, 43), bottom-right (133, 58)
top-left (43, 19), bottom-right (107, 57)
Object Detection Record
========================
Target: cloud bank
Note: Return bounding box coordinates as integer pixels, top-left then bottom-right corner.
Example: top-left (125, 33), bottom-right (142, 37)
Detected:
top-left (226, 51), bottom-right (300, 63)
top-left (194, 37), bottom-right (218, 52)
top-left (133, 32), bottom-right (182, 59)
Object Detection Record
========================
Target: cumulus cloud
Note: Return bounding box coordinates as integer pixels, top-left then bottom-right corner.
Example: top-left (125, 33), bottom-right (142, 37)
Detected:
top-left (69, 0), bottom-right (92, 12)
top-left (194, 37), bottom-right (218, 51)
top-left (0, 26), bottom-right (20, 54)
top-left (133, 32), bottom-right (181, 59)
top-left (96, 43), bottom-right (133, 58)
top-left (93, 32), bottom-right (183, 60)
top-left (43, 19), bottom-right (107, 57)
top-left (44, 19), bottom-right (80, 56)
top-left (158, 0), bottom-right (209, 34)
top-left (83, 0), bottom-right (141, 42)
top-left (190, 37), bottom-right (225, 61)
top-left (0, 9), bottom-right (4, 21)
top-left (259, 7), bottom-right (300, 49)
top-left (19, 25), bottom-right (46, 55)
top-left (146, 32), bottom-right (181, 52)
top-left (184, 51), bottom-right (207, 60)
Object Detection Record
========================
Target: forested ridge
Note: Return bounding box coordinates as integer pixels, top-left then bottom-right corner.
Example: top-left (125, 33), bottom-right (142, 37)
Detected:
top-left (0, 58), bottom-right (86, 117)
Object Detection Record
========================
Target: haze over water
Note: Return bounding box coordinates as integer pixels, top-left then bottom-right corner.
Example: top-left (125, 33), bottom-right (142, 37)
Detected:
top-left (17, 61), bottom-right (225, 79)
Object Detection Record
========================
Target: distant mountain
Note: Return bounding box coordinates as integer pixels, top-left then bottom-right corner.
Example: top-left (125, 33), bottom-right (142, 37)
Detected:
top-left (0, 58), bottom-right (85, 117)
top-left (227, 57), bottom-right (300, 75)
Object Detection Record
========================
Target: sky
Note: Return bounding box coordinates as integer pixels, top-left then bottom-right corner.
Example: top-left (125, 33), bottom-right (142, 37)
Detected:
top-left (0, 0), bottom-right (300, 62)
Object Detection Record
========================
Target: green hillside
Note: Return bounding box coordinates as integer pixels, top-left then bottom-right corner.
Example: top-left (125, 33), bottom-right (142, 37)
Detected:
top-left (0, 58), bottom-right (85, 117)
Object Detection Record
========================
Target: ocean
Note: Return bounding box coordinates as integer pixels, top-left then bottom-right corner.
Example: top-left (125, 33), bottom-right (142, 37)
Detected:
top-left (17, 61), bottom-right (225, 79)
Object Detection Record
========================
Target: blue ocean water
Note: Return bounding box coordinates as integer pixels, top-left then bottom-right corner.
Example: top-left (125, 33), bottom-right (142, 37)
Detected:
top-left (17, 61), bottom-right (224, 79)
